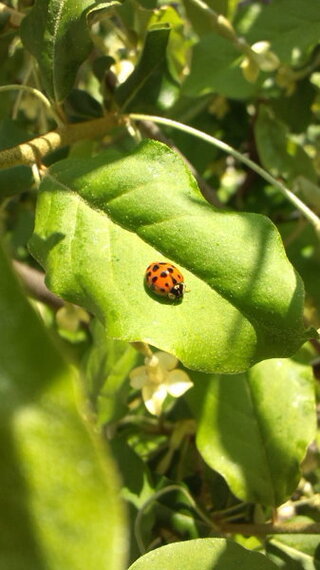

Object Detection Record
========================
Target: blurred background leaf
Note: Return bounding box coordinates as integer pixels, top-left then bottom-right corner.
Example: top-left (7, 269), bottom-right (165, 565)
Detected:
top-left (0, 243), bottom-right (127, 570)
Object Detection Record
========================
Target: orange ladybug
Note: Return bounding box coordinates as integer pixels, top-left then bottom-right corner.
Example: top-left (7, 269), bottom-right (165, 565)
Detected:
top-left (145, 262), bottom-right (185, 301)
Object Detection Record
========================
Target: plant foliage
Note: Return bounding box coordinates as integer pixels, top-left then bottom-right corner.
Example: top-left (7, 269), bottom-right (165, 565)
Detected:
top-left (1, 0), bottom-right (320, 568)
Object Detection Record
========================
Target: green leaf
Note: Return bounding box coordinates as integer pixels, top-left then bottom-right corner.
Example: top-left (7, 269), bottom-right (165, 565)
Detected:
top-left (183, 0), bottom-right (226, 36)
top-left (20, 0), bottom-right (94, 102)
top-left (128, 538), bottom-right (278, 570)
top-left (111, 437), bottom-right (156, 561)
top-left (0, 244), bottom-right (127, 570)
top-left (269, 80), bottom-right (316, 134)
top-left (29, 140), bottom-right (310, 374)
top-left (268, 521), bottom-right (320, 565)
top-left (148, 6), bottom-right (191, 81)
top-left (116, 25), bottom-right (179, 112)
top-left (86, 0), bottom-right (122, 21)
top-left (64, 88), bottom-right (103, 121)
top-left (189, 357), bottom-right (316, 506)
top-left (182, 33), bottom-right (258, 99)
top-left (246, 0), bottom-right (320, 65)
top-left (283, 224), bottom-right (320, 320)
top-left (255, 106), bottom-right (317, 184)
top-left (84, 318), bottom-right (138, 425)
top-left (267, 538), bottom-right (320, 570)
top-left (293, 177), bottom-right (320, 211)
top-left (227, 0), bottom-right (242, 20)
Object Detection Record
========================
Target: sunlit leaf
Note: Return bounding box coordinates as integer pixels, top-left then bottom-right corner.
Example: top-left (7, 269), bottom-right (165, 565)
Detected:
top-left (189, 357), bottom-right (316, 506)
top-left (128, 538), bottom-right (278, 569)
top-left (116, 25), bottom-right (179, 112)
top-left (29, 140), bottom-right (312, 373)
top-left (20, 0), bottom-right (94, 102)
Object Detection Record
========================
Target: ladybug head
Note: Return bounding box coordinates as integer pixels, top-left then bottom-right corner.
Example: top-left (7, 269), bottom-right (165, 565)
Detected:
top-left (168, 283), bottom-right (185, 300)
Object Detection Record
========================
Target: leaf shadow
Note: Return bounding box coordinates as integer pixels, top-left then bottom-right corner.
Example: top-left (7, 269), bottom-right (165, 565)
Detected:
top-left (143, 279), bottom-right (183, 306)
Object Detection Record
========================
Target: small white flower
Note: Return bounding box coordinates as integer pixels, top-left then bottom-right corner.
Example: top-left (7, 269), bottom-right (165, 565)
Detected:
top-left (130, 351), bottom-right (193, 416)
top-left (241, 41), bottom-right (280, 83)
top-left (251, 41), bottom-right (280, 72)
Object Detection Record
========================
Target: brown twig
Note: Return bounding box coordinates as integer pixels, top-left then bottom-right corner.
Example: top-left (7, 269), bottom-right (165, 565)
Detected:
top-left (13, 260), bottom-right (64, 309)
top-left (219, 521), bottom-right (320, 535)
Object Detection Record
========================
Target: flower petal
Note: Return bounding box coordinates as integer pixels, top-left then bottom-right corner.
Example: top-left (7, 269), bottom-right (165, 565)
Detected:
top-left (166, 370), bottom-right (193, 397)
top-left (129, 366), bottom-right (148, 389)
top-left (155, 351), bottom-right (178, 371)
top-left (251, 41), bottom-right (271, 54)
top-left (240, 57), bottom-right (260, 83)
top-left (142, 383), bottom-right (167, 416)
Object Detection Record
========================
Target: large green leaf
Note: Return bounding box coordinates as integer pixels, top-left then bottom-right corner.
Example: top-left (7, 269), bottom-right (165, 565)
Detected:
top-left (182, 33), bottom-right (258, 99)
top-left (0, 244), bottom-right (127, 570)
top-left (20, 0), bottom-right (94, 102)
top-left (245, 0), bottom-right (320, 65)
top-left (188, 357), bottom-right (316, 506)
top-left (29, 140), bottom-right (311, 373)
top-left (128, 538), bottom-right (278, 570)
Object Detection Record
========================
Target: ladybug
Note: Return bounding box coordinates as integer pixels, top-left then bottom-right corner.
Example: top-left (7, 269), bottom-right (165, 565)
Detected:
top-left (145, 262), bottom-right (185, 301)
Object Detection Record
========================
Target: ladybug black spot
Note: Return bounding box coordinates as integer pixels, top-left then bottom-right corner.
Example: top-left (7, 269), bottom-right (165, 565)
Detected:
top-left (153, 264), bottom-right (159, 271)
top-left (152, 276), bottom-right (158, 283)
top-left (160, 271), bottom-right (168, 277)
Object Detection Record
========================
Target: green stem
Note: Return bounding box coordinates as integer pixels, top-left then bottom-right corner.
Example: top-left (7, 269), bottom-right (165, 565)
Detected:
top-left (134, 484), bottom-right (216, 553)
top-left (187, 0), bottom-right (249, 53)
top-left (129, 113), bottom-right (320, 233)
top-left (0, 84), bottom-right (62, 126)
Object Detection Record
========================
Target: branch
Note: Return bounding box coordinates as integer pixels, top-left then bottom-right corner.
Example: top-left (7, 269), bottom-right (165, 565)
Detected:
top-left (13, 260), bottom-right (64, 309)
top-left (0, 114), bottom-right (120, 169)
top-left (220, 521), bottom-right (320, 536)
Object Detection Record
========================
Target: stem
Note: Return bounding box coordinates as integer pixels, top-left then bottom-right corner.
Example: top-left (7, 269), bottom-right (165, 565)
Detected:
top-left (0, 114), bottom-right (119, 169)
top-left (12, 63), bottom-right (33, 120)
top-left (187, 0), bottom-right (251, 54)
top-left (0, 84), bottom-right (62, 125)
top-left (131, 342), bottom-right (153, 358)
top-left (129, 113), bottom-right (320, 233)
top-left (134, 484), bottom-right (216, 553)
top-left (13, 261), bottom-right (64, 309)
top-left (220, 521), bottom-right (320, 535)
